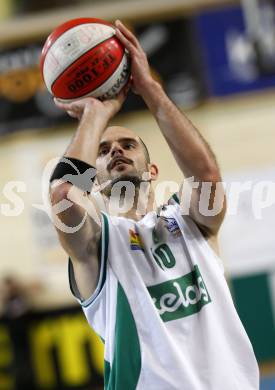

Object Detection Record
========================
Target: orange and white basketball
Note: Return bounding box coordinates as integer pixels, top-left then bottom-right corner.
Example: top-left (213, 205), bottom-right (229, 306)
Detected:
top-left (40, 18), bottom-right (130, 102)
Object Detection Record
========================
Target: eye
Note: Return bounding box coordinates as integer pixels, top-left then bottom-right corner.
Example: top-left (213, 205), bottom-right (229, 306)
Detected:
top-left (124, 142), bottom-right (135, 150)
top-left (99, 147), bottom-right (109, 156)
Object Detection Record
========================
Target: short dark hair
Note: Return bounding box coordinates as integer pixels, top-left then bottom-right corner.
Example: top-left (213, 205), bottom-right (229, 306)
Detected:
top-left (139, 137), bottom-right (150, 163)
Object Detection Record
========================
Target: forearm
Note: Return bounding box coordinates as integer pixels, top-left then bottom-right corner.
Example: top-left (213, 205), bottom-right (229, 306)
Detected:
top-left (49, 106), bottom-right (107, 224)
top-left (141, 81), bottom-right (220, 181)
top-left (64, 108), bottom-right (108, 165)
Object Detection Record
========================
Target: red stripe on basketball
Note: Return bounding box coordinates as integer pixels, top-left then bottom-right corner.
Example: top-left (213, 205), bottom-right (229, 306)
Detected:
top-left (51, 37), bottom-right (124, 99)
top-left (40, 18), bottom-right (113, 79)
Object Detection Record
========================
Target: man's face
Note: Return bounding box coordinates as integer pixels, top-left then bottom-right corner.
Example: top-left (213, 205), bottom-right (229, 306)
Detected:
top-left (96, 126), bottom-right (149, 189)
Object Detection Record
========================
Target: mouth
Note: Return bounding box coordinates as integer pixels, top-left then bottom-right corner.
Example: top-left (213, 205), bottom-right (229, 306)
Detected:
top-left (109, 157), bottom-right (132, 170)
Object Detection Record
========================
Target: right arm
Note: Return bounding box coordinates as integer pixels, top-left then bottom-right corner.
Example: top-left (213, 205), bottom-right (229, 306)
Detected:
top-left (50, 93), bottom-right (126, 300)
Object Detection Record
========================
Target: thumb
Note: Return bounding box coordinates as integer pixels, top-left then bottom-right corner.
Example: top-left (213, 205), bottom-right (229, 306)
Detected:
top-left (117, 79), bottom-right (131, 102)
top-left (128, 75), bottom-right (138, 95)
top-left (108, 81), bottom-right (130, 108)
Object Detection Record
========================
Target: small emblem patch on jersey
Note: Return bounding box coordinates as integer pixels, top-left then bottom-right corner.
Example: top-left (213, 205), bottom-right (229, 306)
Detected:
top-left (129, 229), bottom-right (144, 251)
top-left (162, 216), bottom-right (181, 237)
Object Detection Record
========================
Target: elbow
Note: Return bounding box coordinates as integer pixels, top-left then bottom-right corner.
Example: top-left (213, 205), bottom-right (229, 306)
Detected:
top-left (200, 165), bottom-right (221, 184)
top-left (205, 170), bottom-right (221, 184)
top-left (49, 182), bottom-right (73, 206)
top-left (193, 154), bottom-right (221, 184)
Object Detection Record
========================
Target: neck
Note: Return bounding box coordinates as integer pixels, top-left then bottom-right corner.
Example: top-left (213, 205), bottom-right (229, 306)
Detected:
top-left (103, 183), bottom-right (155, 221)
top-left (126, 186), bottom-right (155, 221)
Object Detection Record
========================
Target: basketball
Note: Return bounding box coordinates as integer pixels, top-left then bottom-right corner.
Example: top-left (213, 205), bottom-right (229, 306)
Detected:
top-left (40, 17), bottom-right (130, 102)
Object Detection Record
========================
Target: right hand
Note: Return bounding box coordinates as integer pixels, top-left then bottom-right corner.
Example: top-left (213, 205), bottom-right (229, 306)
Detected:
top-left (54, 82), bottom-right (130, 122)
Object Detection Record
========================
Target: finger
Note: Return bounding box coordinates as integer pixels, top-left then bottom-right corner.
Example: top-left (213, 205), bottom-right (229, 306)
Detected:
top-left (54, 98), bottom-right (74, 111)
top-left (113, 87), bottom-right (127, 106)
top-left (118, 81), bottom-right (131, 101)
top-left (115, 27), bottom-right (137, 56)
top-left (126, 75), bottom-right (137, 94)
top-left (53, 97), bottom-right (66, 109)
top-left (115, 20), bottom-right (141, 49)
top-left (124, 79), bottom-right (132, 95)
top-left (105, 83), bottom-right (128, 110)
top-left (115, 21), bottom-right (141, 50)
top-left (67, 110), bottom-right (79, 119)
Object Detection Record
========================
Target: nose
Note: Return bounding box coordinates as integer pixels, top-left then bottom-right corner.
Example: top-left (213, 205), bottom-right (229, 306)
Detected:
top-left (110, 142), bottom-right (123, 157)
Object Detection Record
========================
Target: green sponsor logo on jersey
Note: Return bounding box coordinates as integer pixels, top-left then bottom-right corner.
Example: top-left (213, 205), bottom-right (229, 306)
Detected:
top-left (148, 265), bottom-right (211, 322)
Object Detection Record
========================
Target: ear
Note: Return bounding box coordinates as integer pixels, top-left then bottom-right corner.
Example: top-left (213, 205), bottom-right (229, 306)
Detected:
top-left (148, 163), bottom-right (159, 181)
top-left (91, 175), bottom-right (100, 192)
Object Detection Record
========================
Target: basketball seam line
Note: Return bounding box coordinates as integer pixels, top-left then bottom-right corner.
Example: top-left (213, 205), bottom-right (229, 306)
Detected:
top-left (41, 21), bottom-right (113, 70)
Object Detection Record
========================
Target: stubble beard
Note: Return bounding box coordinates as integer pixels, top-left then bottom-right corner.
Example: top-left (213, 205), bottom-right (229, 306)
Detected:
top-left (102, 174), bottom-right (144, 198)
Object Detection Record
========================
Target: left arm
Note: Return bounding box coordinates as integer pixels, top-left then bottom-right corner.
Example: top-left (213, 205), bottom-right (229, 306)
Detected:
top-left (115, 20), bottom-right (226, 236)
top-left (140, 80), bottom-right (226, 237)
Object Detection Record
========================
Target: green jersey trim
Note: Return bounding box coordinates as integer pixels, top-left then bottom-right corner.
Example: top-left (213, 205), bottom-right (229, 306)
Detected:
top-left (171, 193), bottom-right (180, 205)
top-left (104, 360), bottom-right (111, 389)
top-left (105, 283), bottom-right (141, 390)
top-left (68, 212), bottom-right (109, 308)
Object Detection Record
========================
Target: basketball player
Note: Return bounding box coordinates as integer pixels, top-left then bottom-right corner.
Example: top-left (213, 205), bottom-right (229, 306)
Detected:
top-left (50, 20), bottom-right (259, 389)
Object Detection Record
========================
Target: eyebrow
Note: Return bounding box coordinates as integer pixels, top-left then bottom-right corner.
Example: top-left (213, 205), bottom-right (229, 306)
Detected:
top-left (98, 137), bottom-right (139, 149)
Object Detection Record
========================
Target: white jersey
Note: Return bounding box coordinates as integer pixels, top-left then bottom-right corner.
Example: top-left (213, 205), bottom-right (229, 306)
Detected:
top-left (69, 197), bottom-right (259, 390)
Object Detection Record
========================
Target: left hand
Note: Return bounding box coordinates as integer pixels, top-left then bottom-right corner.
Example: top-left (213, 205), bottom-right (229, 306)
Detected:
top-left (53, 82), bottom-right (130, 121)
top-left (115, 20), bottom-right (155, 96)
